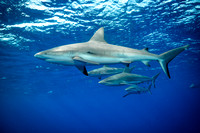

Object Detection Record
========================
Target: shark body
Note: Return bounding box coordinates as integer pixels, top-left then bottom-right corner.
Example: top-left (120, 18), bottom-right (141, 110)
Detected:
top-left (88, 65), bottom-right (125, 79)
top-left (98, 71), bottom-right (160, 87)
top-left (123, 84), bottom-right (152, 97)
top-left (34, 27), bottom-right (189, 78)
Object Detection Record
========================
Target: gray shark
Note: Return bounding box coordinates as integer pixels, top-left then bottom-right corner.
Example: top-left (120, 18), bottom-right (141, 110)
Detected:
top-left (123, 84), bottom-right (152, 97)
top-left (34, 27), bottom-right (189, 78)
top-left (88, 65), bottom-right (134, 79)
top-left (98, 71), bottom-right (160, 87)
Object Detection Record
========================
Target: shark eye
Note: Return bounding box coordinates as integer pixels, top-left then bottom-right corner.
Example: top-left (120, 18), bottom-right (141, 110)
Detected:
top-left (87, 51), bottom-right (92, 54)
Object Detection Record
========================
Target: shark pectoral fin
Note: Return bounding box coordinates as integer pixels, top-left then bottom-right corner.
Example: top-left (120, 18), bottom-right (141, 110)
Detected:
top-left (142, 60), bottom-right (151, 67)
top-left (73, 56), bottom-right (99, 65)
top-left (123, 93), bottom-right (130, 98)
top-left (73, 57), bottom-right (88, 76)
top-left (74, 64), bottom-right (88, 76)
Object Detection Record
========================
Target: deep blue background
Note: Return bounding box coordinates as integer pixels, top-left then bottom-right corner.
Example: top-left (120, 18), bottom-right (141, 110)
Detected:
top-left (0, 0), bottom-right (200, 133)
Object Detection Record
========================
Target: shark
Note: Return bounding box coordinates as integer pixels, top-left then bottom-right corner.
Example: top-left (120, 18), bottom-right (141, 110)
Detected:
top-left (123, 84), bottom-right (152, 97)
top-left (34, 27), bottom-right (189, 78)
top-left (88, 65), bottom-right (134, 79)
top-left (98, 70), bottom-right (160, 87)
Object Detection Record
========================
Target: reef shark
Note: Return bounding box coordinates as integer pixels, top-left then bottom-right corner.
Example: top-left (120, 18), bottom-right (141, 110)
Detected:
top-left (98, 69), bottom-right (160, 87)
top-left (123, 84), bottom-right (152, 97)
top-left (88, 65), bottom-right (134, 79)
top-left (34, 27), bottom-right (189, 78)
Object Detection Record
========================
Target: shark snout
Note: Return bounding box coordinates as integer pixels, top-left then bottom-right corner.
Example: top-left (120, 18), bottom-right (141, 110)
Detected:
top-left (34, 52), bottom-right (42, 58)
top-left (98, 80), bottom-right (109, 85)
top-left (34, 52), bottom-right (49, 60)
top-left (98, 80), bottom-right (104, 84)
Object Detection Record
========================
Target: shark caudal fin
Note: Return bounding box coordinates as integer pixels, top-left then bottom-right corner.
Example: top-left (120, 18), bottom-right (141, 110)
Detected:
top-left (152, 73), bottom-right (160, 88)
top-left (147, 84), bottom-right (152, 95)
top-left (158, 45), bottom-right (189, 78)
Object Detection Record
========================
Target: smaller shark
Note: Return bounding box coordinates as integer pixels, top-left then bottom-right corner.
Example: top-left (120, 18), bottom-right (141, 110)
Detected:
top-left (123, 84), bottom-right (152, 97)
top-left (88, 65), bottom-right (134, 79)
top-left (98, 70), bottom-right (160, 87)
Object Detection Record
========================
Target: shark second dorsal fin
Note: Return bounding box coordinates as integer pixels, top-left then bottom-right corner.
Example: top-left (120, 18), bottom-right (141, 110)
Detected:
top-left (89, 27), bottom-right (106, 43)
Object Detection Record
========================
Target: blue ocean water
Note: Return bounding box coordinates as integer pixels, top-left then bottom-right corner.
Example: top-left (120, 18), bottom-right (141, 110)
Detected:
top-left (0, 0), bottom-right (200, 133)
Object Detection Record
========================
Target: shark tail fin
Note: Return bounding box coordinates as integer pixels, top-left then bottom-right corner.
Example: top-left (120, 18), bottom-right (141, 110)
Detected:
top-left (147, 84), bottom-right (152, 95)
top-left (158, 45), bottom-right (189, 78)
top-left (152, 73), bottom-right (160, 88)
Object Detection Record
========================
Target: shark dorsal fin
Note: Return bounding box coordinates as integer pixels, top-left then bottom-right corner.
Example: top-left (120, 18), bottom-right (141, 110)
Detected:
top-left (89, 27), bottom-right (106, 42)
top-left (123, 66), bottom-right (134, 73)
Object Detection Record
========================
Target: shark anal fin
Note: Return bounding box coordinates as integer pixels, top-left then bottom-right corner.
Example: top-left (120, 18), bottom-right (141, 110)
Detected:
top-left (73, 56), bottom-right (99, 65)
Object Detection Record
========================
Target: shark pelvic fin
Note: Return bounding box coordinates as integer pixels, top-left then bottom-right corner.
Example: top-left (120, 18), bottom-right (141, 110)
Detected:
top-left (89, 27), bottom-right (107, 43)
